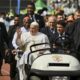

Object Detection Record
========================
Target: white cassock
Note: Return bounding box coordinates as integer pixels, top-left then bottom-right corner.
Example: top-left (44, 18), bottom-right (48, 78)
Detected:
top-left (16, 31), bottom-right (50, 80)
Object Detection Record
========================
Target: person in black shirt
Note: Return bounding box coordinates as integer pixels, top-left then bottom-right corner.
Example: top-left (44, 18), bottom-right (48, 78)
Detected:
top-left (24, 1), bottom-right (45, 30)
top-left (53, 20), bottom-right (74, 54)
top-left (41, 15), bottom-right (57, 52)
top-left (0, 22), bottom-right (9, 75)
top-left (8, 15), bottom-right (20, 80)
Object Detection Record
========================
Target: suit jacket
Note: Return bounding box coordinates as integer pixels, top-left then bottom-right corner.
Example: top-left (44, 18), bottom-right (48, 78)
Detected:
top-left (53, 32), bottom-right (73, 50)
top-left (8, 25), bottom-right (19, 49)
top-left (0, 22), bottom-right (9, 50)
top-left (41, 27), bottom-right (56, 44)
top-left (72, 18), bottom-right (80, 50)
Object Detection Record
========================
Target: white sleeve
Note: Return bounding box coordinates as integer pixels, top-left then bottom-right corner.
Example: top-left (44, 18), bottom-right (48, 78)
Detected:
top-left (42, 34), bottom-right (50, 44)
top-left (38, 34), bottom-right (50, 49)
top-left (20, 32), bottom-right (29, 46)
top-left (45, 35), bottom-right (50, 44)
top-left (41, 35), bottom-right (50, 54)
top-left (42, 34), bottom-right (50, 48)
top-left (12, 32), bottom-right (19, 49)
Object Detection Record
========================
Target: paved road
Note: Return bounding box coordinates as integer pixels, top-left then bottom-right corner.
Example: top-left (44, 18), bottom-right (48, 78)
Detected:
top-left (0, 61), bottom-right (10, 80)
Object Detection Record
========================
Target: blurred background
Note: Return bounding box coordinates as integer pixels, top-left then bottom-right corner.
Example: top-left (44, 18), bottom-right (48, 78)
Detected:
top-left (0, 0), bottom-right (80, 17)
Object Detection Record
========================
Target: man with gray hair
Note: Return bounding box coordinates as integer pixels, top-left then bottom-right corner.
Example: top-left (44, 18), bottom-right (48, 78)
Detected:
top-left (12, 21), bottom-right (50, 80)
top-left (41, 15), bottom-right (57, 52)
top-left (12, 21), bottom-right (50, 52)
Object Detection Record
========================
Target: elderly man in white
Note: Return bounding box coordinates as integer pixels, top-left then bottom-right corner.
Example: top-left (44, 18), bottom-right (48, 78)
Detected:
top-left (12, 21), bottom-right (50, 80)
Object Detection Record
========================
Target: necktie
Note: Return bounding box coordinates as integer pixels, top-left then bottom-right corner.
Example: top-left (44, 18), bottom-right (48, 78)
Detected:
top-left (51, 28), bottom-right (55, 34)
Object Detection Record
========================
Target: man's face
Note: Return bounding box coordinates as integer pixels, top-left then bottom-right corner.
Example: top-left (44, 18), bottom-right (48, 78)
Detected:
top-left (48, 17), bottom-right (56, 28)
top-left (30, 26), bottom-right (39, 35)
top-left (57, 24), bottom-right (64, 33)
top-left (74, 12), bottom-right (80, 20)
top-left (27, 5), bottom-right (35, 15)
top-left (23, 19), bottom-right (30, 29)
top-left (14, 17), bottom-right (19, 25)
top-left (57, 15), bottom-right (63, 21)
top-left (67, 15), bottom-right (74, 24)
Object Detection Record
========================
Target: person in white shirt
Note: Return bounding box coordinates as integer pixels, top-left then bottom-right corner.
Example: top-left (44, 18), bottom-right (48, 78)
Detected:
top-left (12, 21), bottom-right (50, 52)
top-left (12, 21), bottom-right (50, 80)
top-left (12, 16), bottom-right (30, 49)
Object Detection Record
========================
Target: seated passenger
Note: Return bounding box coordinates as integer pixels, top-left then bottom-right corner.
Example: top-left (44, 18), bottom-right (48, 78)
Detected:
top-left (12, 21), bottom-right (50, 80)
top-left (53, 20), bottom-right (74, 54)
top-left (13, 21), bottom-right (50, 51)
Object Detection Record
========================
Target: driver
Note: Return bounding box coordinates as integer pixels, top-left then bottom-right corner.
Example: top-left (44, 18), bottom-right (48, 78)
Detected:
top-left (53, 20), bottom-right (74, 54)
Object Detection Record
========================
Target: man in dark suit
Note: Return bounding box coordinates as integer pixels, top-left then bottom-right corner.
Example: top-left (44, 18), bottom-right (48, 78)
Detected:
top-left (8, 15), bottom-right (20, 49)
top-left (41, 15), bottom-right (57, 52)
top-left (53, 20), bottom-right (74, 54)
top-left (0, 22), bottom-right (9, 75)
top-left (24, 1), bottom-right (45, 30)
top-left (8, 15), bottom-right (20, 80)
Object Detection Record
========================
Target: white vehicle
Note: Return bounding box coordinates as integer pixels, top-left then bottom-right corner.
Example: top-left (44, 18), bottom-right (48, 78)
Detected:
top-left (14, 43), bottom-right (80, 80)
top-left (27, 43), bottom-right (80, 80)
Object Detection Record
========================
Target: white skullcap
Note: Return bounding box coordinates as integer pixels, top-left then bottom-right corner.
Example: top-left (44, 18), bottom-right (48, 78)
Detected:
top-left (30, 21), bottom-right (39, 28)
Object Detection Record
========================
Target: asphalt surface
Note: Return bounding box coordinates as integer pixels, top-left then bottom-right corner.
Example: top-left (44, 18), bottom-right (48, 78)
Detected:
top-left (0, 61), bottom-right (10, 80)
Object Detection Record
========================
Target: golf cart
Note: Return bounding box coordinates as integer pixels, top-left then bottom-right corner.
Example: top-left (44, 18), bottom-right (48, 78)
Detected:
top-left (26, 43), bottom-right (80, 80)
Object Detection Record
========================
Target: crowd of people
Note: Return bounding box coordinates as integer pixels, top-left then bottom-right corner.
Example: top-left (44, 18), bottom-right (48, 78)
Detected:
top-left (0, 1), bottom-right (80, 80)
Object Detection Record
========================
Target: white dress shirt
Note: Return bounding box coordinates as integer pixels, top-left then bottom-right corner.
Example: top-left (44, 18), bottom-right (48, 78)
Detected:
top-left (12, 26), bottom-right (29, 49)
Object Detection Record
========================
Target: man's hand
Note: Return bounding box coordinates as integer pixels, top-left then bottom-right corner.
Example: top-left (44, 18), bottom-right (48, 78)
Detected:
top-left (5, 49), bottom-right (9, 55)
top-left (16, 27), bottom-right (22, 39)
top-left (12, 49), bottom-right (17, 55)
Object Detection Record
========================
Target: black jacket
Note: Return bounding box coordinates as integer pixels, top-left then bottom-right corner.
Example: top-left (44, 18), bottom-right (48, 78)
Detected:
top-left (70, 18), bottom-right (80, 50)
top-left (41, 27), bottom-right (57, 44)
top-left (0, 22), bottom-right (9, 50)
top-left (53, 32), bottom-right (74, 52)
top-left (8, 25), bottom-right (19, 49)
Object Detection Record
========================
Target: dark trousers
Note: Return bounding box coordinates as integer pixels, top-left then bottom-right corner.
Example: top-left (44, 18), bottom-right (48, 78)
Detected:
top-left (10, 54), bottom-right (17, 80)
top-left (0, 60), bottom-right (3, 73)
top-left (0, 49), bottom-right (5, 72)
